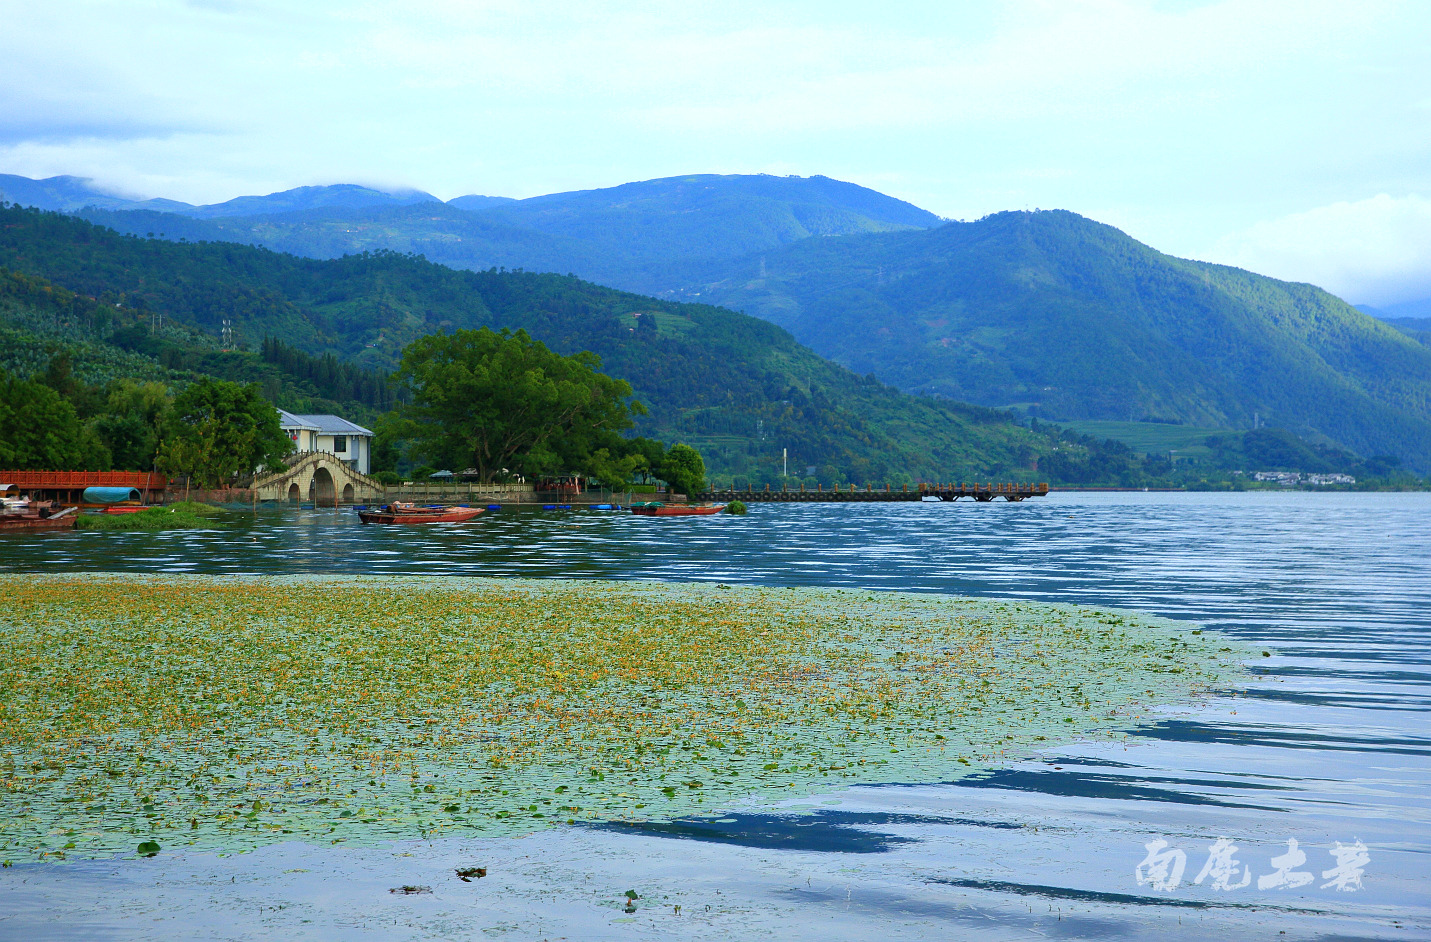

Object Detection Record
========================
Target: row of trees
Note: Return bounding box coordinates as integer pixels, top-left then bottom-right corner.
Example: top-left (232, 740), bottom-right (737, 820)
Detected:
top-left (0, 364), bottom-right (291, 488)
top-left (3, 329), bottom-right (708, 495)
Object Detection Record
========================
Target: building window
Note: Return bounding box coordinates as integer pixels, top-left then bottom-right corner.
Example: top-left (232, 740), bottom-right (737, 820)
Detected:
top-left (333, 436), bottom-right (347, 453)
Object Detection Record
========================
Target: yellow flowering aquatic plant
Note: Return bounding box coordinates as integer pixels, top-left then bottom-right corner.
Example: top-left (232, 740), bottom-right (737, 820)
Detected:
top-left (0, 574), bottom-right (1247, 860)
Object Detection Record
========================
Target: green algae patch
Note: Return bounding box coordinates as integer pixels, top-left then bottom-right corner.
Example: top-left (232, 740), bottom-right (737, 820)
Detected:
top-left (75, 502), bottom-right (225, 532)
top-left (0, 574), bottom-right (1247, 860)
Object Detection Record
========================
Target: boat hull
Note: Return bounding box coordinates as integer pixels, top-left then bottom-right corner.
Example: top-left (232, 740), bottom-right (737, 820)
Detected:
top-left (0, 515), bottom-right (77, 530)
top-left (630, 505), bottom-right (724, 516)
top-left (357, 506), bottom-right (485, 524)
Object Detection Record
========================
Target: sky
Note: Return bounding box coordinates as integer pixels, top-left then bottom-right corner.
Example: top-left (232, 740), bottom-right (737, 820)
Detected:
top-left (3, 0), bottom-right (1430, 306)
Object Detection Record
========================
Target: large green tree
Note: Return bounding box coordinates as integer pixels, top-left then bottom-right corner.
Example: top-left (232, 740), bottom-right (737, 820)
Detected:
top-left (0, 370), bottom-right (108, 470)
top-left (391, 327), bottom-right (646, 482)
top-left (90, 379), bottom-right (172, 471)
top-left (659, 443), bottom-right (707, 499)
top-left (156, 379), bottom-right (291, 487)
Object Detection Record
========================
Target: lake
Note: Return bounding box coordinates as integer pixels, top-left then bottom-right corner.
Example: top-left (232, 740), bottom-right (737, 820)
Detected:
top-left (0, 491), bottom-right (1427, 940)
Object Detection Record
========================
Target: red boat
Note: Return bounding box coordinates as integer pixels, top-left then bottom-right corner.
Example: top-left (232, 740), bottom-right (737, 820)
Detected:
top-left (357, 502), bottom-right (485, 525)
top-left (629, 502), bottom-right (725, 517)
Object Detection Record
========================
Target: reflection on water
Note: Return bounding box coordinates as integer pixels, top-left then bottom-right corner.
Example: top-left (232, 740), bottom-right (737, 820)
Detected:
top-left (0, 492), bottom-right (1428, 940)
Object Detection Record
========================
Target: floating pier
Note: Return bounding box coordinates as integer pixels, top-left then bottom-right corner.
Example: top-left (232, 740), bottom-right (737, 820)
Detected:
top-left (700, 482), bottom-right (1050, 503)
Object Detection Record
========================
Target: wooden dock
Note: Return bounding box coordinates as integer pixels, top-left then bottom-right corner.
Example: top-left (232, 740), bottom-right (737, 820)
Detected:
top-left (700, 482), bottom-right (1050, 503)
top-left (0, 470), bottom-right (167, 504)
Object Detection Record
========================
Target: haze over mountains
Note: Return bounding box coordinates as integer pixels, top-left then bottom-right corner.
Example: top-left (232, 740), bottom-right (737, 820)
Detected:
top-left (4, 170), bottom-right (1430, 470)
top-left (1, 172), bottom-right (939, 291)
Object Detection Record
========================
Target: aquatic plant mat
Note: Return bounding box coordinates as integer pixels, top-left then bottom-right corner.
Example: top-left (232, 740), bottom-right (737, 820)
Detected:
top-left (74, 501), bottom-right (226, 532)
top-left (0, 575), bottom-right (1247, 861)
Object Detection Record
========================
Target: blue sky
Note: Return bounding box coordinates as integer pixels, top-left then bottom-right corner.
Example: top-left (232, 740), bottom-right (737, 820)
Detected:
top-left (3, 0), bottom-right (1430, 305)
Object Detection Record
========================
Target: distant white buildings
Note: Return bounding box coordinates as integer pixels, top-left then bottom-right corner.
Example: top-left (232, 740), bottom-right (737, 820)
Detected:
top-left (1251, 471), bottom-right (1355, 486)
top-left (277, 410), bottom-right (374, 475)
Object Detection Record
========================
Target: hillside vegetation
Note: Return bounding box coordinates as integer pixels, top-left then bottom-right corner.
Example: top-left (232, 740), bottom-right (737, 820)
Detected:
top-left (0, 205), bottom-right (1124, 485)
top-left (0, 267), bottom-right (395, 422)
top-left (4, 204), bottom-right (1412, 484)
top-left (682, 211), bottom-right (1431, 470)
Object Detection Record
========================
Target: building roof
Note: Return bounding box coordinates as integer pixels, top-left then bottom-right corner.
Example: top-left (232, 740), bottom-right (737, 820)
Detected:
top-left (289, 413), bottom-right (373, 436)
top-left (276, 408), bottom-right (321, 431)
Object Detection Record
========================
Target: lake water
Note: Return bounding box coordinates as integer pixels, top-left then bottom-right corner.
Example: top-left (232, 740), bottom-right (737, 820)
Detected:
top-left (0, 492), bottom-right (1427, 940)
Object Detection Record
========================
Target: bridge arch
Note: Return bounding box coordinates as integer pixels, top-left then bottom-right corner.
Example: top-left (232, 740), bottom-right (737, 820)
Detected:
top-left (253, 452), bottom-right (386, 506)
top-left (312, 467), bottom-right (336, 507)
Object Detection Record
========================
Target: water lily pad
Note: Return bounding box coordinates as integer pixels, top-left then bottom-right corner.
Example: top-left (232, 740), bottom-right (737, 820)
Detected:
top-left (0, 574), bottom-right (1247, 861)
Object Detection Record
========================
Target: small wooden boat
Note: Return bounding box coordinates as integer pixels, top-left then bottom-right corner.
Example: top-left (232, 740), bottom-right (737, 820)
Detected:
top-left (357, 502), bottom-right (485, 525)
top-left (103, 505), bottom-right (150, 514)
top-left (629, 502), bottom-right (725, 517)
top-left (0, 506), bottom-right (77, 530)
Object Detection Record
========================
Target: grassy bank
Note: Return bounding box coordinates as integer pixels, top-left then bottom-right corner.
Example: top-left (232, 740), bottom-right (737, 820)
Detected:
top-left (74, 501), bottom-right (225, 532)
top-left (0, 575), bottom-right (1250, 861)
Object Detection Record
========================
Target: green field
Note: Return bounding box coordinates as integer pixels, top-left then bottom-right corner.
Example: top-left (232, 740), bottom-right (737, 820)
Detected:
top-left (1059, 420), bottom-right (1230, 457)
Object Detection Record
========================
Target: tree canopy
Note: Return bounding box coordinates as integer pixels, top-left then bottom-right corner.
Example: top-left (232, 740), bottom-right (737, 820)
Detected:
top-left (659, 443), bottom-right (707, 498)
top-left (0, 370), bottom-right (107, 470)
top-left (156, 378), bottom-right (291, 487)
top-left (391, 327), bottom-right (647, 483)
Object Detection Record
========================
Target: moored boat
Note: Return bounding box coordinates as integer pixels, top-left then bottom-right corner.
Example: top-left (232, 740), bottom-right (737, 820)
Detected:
top-left (356, 502), bottom-right (485, 524)
top-left (0, 505), bottom-right (78, 530)
top-left (629, 502), bottom-right (725, 517)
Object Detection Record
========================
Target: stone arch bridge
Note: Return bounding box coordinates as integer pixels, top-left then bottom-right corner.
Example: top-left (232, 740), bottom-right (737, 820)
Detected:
top-left (252, 452), bottom-right (386, 506)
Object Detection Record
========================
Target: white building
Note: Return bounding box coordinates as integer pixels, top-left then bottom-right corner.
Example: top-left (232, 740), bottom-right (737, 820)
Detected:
top-left (277, 410), bottom-right (374, 475)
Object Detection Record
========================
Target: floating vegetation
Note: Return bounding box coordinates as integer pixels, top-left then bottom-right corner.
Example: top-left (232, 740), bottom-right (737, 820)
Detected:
top-left (0, 574), bottom-right (1247, 861)
top-left (74, 502), bottom-right (226, 532)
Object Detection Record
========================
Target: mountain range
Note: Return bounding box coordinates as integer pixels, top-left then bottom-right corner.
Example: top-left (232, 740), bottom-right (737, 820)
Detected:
top-left (4, 171), bottom-right (1429, 471)
top-left (4, 203), bottom-right (1131, 485)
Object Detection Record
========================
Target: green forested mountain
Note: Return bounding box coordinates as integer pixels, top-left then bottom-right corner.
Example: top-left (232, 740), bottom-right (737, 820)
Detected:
top-left (0, 204), bottom-right (1164, 484)
top-left (680, 210), bottom-right (1431, 470)
top-left (10, 168), bottom-right (1427, 472)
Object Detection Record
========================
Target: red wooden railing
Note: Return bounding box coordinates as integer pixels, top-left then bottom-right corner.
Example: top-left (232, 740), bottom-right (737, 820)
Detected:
top-left (0, 471), bottom-right (168, 489)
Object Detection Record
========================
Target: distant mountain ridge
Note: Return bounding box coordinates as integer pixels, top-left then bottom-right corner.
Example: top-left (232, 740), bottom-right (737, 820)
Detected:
top-left (1357, 300), bottom-right (1431, 340)
top-left (6, 171), bottom-right (941, 295)
top-left (0, 174), bottom-right (447, 218)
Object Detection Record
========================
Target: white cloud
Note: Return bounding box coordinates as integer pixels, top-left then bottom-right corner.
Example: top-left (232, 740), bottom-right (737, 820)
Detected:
top-left (0, 0), bottom-right (1429, 303)
top-left (1210, 194), bottom-right (1431, 306)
